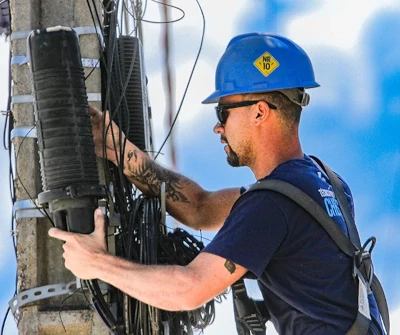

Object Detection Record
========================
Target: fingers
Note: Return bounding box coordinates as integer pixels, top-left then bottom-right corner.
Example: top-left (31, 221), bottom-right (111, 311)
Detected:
top-left (88, 104), bottom-right (102, 117)
top-left (48, 227), bottom-right (75, 241)
top-left (89, 105), bottom-right (112, 129)
top-left (49, 209), bottom-right (106, 245)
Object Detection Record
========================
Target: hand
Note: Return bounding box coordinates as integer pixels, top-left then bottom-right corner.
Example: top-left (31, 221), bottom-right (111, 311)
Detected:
top-left (48, 208), bottom-right (108, 279)
top-left (89, 105), bottom-right (126, 165)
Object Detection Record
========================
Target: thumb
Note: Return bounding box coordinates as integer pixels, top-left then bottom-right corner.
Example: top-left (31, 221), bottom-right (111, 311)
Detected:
top-left (93, 208), bottom-right (106, 238)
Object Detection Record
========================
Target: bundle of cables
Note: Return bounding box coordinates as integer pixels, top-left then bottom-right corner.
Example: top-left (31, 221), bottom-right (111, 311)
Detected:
top-left (116, 194), bottom-right (217, 335)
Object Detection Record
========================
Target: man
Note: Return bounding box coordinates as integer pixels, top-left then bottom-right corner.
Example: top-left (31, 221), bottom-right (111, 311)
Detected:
top-left (49, 33), bottom-right (386, 334)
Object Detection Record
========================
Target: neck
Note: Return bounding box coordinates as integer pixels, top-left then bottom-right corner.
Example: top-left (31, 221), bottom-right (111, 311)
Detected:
top-left (250, 128), bottom-right (303, 180)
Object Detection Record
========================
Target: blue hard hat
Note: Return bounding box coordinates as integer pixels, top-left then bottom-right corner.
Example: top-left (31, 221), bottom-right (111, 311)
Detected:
top-left (202, 33), bottom-right (320, 104)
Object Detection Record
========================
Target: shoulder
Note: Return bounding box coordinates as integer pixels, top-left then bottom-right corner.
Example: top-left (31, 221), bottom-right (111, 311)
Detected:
top-left (233, 186), bottom-right (292, 219)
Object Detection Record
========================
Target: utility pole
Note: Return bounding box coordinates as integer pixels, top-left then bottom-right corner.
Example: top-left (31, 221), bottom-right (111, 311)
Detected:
top-left (10, 0), bottom-right (108, 333)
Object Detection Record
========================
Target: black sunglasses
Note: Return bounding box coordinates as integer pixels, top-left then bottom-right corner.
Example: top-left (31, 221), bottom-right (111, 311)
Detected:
top-left (215, 100), bottom-right (277, 125)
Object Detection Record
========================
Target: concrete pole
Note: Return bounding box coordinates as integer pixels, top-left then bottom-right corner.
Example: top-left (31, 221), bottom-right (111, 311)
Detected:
top-left (10, 0), bottom-right (108, 333)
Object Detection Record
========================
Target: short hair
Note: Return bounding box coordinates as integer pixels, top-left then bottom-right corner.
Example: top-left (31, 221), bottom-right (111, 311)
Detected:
top-left (244, 91), bottom-right (302, 127)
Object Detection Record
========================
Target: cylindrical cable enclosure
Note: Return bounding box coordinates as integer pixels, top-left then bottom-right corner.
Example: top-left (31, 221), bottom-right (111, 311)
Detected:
top-left (110, 36), bottom-right (151, 151)
top-left (28, 26), bottom-right (106, 233)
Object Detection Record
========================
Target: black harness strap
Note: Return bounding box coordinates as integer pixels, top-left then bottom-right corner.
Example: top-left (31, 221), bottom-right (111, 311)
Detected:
top-left (232, 279), bottom-right (269, 335)
top-left (231, 157), bottom-right (389, 335)
top-left (310, 156), bottom-right (390, 334)
top-left (309, 156), bottom-right (362, 248)
top-left (245, 178), bottom-right (389, 335)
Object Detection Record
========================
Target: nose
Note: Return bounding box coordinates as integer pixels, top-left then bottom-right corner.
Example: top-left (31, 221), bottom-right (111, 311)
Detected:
top-left (213, 122), bottom-right (224, 134)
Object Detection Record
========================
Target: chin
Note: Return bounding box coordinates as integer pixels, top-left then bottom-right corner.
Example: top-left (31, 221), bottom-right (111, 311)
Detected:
top-left (227, 156), bottom-right (241, 167)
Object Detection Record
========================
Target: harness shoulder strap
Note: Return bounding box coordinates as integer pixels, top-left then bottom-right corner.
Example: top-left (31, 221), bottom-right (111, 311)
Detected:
top-left (309, 155), bottom-right (390, 334)
top-left (246, 174), bottom-right (389, 335)
top-left (309, 155), bottom-right (362, 248)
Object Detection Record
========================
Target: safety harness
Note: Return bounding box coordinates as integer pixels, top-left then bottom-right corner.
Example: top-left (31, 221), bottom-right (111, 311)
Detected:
top-left (232, 156), bottom-right (390, 335)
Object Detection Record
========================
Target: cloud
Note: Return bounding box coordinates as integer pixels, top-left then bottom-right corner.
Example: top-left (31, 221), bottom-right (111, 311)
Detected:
top-left (282, 1), bottom-right (400, 128)
top-left (286, 0), bottom-right (400, 51)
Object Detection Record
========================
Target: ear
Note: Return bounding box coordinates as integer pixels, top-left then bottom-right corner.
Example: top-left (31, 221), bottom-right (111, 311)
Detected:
top-left (253, 101), bottom-right (271, 125)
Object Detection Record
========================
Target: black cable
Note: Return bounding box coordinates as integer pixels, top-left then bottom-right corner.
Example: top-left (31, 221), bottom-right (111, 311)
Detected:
top-left (58, 287), bottom-right (92, 333)
top-left (0, 306), bottom-right (10, 335)
top-left (13, 126), bottom-right (55, 225)
top-left (134, 0), bottom-right (185, 24)
top-left (1, 21), bottom-right (17, 335)
top-left (154, 0), bottom-right (206, 159)
top-left (83, 1), bottom-right (216, 334)
top-left (84, 59), bottom-right (100, 80)
top-left (85, 279), bottom-right (125, 335)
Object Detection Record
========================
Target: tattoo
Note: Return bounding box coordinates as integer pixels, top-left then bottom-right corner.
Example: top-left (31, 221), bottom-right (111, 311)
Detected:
top-left (127, 150), bottom-right (136, 162)
top-left (224, 260), bottom-right (236, 274)
top-left (127, 152), bottom-right (190, 203)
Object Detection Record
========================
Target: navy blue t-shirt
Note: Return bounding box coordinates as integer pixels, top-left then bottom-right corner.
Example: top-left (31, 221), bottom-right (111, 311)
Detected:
top-left (202, 155), bottom-right (385, 335)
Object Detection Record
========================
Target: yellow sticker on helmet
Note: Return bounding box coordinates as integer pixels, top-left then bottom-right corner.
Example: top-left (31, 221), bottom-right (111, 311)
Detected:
top-left (253, 52), bottom-right (279, 76)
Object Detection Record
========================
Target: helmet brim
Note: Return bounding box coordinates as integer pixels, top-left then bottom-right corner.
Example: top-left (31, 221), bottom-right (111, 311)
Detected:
top-left (201, 90), bottom-right (222, 104)
top-left (202, 81), bottom-right (320, 105)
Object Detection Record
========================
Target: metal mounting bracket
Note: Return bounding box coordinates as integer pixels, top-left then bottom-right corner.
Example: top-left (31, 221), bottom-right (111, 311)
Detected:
top-left (11, 93), bottom-right (101, 108)
top-left (11, 55), bottom-right (100, 68)
top-left (8, 282), bottom-right (78, 315)
top-left (12, 199), bottom-right (46, 219)
top-left (10, 126), bottom-right (37, 140)
top-left (11, 26), bottom-right (103, 41)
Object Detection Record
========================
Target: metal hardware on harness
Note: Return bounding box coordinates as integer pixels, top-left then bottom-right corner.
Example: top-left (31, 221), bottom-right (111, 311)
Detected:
top-left (232, 279), bottom-right (268, 335)
top-left (12, 199), bottom-right (46, 219)
top-left (8, 282), bottom-right (78, 315)
top-left (353, 237), bottom-right (376, 294)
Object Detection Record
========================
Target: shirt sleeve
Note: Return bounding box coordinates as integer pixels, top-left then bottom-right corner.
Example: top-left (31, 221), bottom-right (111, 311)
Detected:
top-left (202, 190), bottom-right (288, 278)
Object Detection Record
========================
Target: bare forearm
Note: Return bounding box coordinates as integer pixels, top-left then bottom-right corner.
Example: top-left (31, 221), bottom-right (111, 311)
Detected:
top-left (120, 142), bottom-right (238, 230)
top-left (95, 252), bottom-right (197, 311)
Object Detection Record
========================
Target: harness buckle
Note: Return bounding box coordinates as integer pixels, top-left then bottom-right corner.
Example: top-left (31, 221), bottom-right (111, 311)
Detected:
top-left (353, 236), bottom-right (376, 293)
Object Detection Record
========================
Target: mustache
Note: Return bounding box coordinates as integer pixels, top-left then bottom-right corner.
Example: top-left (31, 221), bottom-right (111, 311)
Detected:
top-left (221, 136), bottom-right (228, 143)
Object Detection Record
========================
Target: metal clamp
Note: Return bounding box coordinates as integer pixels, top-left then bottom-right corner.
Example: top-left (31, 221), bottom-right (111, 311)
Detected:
top-left (11, 55), bottom-right (29, 66)
top-left (12, 199), bottom-right (46, 219)
top-left (81, 58), bottom-right (100, 68)
top-left (9, 281), bottom-right (78, 315)
top-left (11, 56), bottom-right (100, 68)
top-left (10, 126), bottom-right (37, 140)
top-left (11, 26), bottom-right (103, 41)
top-left (11, 93), bottom-right (101, 108)
top-left (10, 94), bottom-right (33, 108)
top-left (87, 93), bottom-right (101, 102)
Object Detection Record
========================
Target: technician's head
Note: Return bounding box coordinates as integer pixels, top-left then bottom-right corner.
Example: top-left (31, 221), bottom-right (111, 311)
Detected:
top-left (202, 33), bottom-right (319, 167)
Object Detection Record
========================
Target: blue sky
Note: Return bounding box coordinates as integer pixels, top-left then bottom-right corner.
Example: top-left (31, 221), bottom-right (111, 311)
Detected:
top-left (1, 1), bottom-right (400, 334)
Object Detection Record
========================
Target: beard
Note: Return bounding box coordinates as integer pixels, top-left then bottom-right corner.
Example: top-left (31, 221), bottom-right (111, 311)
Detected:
top-left (221, 136), bottom-right (248, 167)
top-left (226, 144), bottom-right (241, 167)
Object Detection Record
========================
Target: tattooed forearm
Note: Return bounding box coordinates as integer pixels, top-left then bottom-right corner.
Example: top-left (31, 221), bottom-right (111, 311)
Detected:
top-left (126, 150), bottom-right (191, 203)
top-left (127, 150), bottom-right (137, 162)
